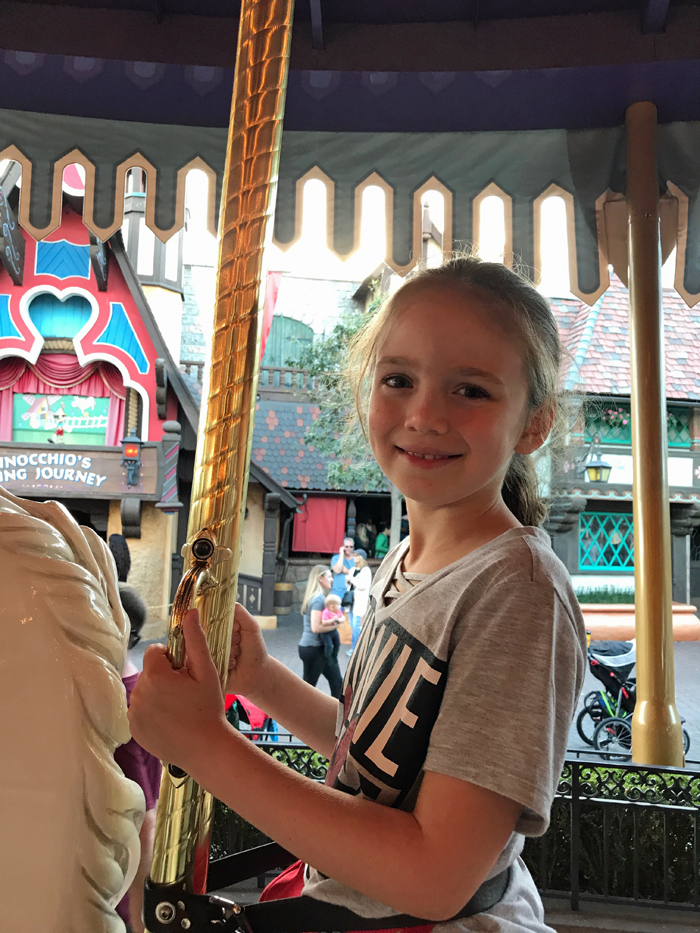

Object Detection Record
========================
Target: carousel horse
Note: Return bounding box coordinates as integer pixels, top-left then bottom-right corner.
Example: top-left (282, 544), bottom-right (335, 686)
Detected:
top-left (0, 486), bottom-right (144, 932)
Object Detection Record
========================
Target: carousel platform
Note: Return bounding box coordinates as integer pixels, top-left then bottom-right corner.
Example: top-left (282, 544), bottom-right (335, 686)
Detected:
top-left (543, 897), bottom-right (700, 933)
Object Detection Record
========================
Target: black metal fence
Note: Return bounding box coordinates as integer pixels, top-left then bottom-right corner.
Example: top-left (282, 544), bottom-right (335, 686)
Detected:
top-left (524, 756), bottom-right (700, 911)
top-left (211, 740), bottom-right (700, 914)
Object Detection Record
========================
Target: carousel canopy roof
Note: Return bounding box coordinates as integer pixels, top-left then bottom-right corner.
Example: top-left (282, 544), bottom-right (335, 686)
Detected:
top-left (3, 0), bottom-right (700, 303)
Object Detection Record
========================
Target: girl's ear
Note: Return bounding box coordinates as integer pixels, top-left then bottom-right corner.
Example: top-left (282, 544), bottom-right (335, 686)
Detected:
top-left (515, 404), bottom-right (555, 455)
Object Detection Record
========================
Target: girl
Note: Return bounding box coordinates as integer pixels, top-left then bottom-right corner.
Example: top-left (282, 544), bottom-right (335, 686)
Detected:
top-left (129, 256), bottom-right (586, 933)
top-left (298, 565), bottom-right (343, 699)
top-left (345, 548), bottom-right (372, 656)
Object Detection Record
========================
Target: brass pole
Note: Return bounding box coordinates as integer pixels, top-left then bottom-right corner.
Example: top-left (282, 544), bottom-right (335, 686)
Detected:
top-left (149, 0), bottom-right (295, 895)
top-left (626, 101), bottom-right (684, 766)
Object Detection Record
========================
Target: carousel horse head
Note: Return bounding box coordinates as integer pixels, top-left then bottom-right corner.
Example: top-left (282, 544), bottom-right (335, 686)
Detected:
top-left (0, 486), bottom-right (145, 933)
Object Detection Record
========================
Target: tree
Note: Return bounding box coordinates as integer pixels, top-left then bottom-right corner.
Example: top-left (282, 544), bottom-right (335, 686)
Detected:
top-left (293, 291), bottom-right (404, 546)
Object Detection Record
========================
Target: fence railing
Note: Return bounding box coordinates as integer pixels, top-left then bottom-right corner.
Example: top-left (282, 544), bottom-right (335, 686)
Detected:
top-left (259, 367), bottom-right (316, 392)
top-left (211, 742), bottom-right (700, 914)
top-left (525, 757), bottom-right (700, 911)
top-left (180, 360), bottom-right (205, 383)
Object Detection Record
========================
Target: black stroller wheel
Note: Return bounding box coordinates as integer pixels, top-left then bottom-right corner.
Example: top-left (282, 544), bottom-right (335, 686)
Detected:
top-left (593, 716), bottom-right (632, 760)
top-left (582, 691), bottom-right (599, 710)
top-left (683, 728), bottom-right (691, 754)
top-left (576, 704), bottom-right (605, 746)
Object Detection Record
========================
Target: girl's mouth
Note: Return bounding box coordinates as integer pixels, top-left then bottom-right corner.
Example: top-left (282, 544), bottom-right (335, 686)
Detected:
top-left (396, 446), bottom-right (462, 468)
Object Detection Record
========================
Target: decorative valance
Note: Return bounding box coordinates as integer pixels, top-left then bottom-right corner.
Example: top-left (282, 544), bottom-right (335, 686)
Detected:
top-left (4, 109), bottom-right (700, 306)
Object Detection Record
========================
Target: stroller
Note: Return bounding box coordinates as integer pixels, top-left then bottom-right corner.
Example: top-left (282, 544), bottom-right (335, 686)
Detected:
top-left (576, 640), bottom-right (690, 757)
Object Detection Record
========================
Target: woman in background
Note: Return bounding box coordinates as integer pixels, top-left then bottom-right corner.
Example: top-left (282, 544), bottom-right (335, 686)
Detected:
top-left (297, 565), bottom-right (343, 698)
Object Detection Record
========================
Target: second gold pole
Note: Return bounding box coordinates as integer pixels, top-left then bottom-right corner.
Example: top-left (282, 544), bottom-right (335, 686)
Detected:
top-left (626, 101), bottom-right (684, 767)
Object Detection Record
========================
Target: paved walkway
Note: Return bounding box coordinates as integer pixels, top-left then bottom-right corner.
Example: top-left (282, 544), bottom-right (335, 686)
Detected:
top-left (137, 611), bottom-right (700, 761)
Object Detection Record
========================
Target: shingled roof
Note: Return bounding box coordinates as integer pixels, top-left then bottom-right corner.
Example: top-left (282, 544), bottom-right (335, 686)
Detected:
top-left (251, 399), bottom-right (362, 492)
top-left (552, 274), bottom-right (700, 401)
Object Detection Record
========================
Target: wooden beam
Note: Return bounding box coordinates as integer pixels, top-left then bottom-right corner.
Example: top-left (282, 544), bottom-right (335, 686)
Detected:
top-left (2, 4), bottom-right (700, 71)
top-left (309, 0), bottom-right (324, 50)
top-left (641, 0), bottom-right (670, 34)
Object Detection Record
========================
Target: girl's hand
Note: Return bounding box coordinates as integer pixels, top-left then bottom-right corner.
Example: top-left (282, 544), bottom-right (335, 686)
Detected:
top-left (128, 608), bottom-right (228, 769)
top-left (226, 602), bottom-right (271, 700)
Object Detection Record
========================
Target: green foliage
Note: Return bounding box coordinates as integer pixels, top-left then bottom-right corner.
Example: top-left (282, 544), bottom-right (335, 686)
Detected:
top-left (292, 289), bottom-right (388, 492)
top-left (576, 587), bottom-right (635, 604)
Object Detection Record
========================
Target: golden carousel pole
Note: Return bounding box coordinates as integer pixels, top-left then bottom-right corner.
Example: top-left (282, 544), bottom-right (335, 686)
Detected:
top-left (626, 101), bottom-right (684, 766)
top-left (149, 0), bottom-right (295, 897)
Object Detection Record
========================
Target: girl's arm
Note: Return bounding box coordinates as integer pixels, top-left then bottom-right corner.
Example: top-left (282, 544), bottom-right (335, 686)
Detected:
top-left (227, 605), bottom-right (338, 755)
top-left (129, 613), bottom-right (521, 921)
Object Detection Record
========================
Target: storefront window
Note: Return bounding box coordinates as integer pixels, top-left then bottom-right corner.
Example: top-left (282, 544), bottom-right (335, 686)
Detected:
top-left (584, 402), bottom-right (691, 448)
top-left (12, 394), bottom-right (109, 445)
top-left (579, 511), bottom-right (634, 571)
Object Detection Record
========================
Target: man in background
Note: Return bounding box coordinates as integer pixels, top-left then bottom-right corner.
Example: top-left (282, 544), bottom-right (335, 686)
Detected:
top-left (331, 537), bottom-right (354, 600)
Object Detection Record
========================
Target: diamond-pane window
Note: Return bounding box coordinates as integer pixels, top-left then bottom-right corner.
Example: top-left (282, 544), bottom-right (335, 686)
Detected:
top-left (667, 408), bottom-right (691, 448)
top-left (585, 403), bottom-right (691, 448)
top-left (585, 403), bottom-right (632, 445)
top-left (691, 528), bottom-right (700, 563)
top-left (579, 512), bottom-right (634, 571)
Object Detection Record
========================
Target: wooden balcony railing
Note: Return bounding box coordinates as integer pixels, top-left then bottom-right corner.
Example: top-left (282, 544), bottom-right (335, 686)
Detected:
top-left (258, 367), bottom-right (316, 392)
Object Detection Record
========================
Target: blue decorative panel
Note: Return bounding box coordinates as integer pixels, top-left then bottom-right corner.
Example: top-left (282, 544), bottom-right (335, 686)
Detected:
top-left (28, 293), bottom-right (91, 339)
top-left (0, 294), bottom-right (19, 338)
top-left (95, 302), bottom-right (148, 373)
top-left (35, 240), bottom-right (90, 279)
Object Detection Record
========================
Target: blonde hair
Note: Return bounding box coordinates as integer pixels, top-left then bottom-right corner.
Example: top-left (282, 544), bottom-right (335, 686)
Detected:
top-left (325, 593), bottom-right (341, 607)
top-left (347, 255), bottom-right (561, 527)
top-left (353, 553), bottom-right (368, 570)
top-left (301, 564), bottom-right (332, 613)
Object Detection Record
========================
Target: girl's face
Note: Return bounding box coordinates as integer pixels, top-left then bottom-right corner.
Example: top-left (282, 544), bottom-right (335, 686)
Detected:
top-left (368, 287), bottom-right (549, 512)
top-left (320, 571), bottom-right (333, 590)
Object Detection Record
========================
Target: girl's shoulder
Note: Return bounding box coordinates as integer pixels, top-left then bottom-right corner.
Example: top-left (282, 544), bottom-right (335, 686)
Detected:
top-left (372, 527), bottom-right (584, 655)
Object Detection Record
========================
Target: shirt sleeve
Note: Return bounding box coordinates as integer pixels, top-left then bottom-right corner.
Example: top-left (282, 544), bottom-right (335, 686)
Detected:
top-left (423, 580), bottom-right (584, 836)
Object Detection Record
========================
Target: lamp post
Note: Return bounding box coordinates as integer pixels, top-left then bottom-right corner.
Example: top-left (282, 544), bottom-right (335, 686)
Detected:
top-left (121, 432), bottom-right (142, 488)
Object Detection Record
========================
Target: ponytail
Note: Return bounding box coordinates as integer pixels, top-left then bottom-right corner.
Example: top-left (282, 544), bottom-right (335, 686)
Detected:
top-left (501, 453), bottom-right (547, 527)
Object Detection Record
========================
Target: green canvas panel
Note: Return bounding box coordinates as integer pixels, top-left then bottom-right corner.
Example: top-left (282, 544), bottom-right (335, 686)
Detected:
top-left (7, 109), bottom-right (700, 300)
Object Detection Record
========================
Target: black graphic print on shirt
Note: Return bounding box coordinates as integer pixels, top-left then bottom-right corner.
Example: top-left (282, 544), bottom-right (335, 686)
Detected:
top-left (326, 600), bottom-right (448, 808)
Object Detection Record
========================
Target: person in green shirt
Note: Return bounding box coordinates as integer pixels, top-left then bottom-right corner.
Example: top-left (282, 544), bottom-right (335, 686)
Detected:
top-left (374, 525), bottom-right (390, 559)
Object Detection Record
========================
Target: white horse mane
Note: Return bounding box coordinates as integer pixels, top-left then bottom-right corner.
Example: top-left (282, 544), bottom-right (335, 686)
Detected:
top-left (0, 486), bottom-right (145, 933)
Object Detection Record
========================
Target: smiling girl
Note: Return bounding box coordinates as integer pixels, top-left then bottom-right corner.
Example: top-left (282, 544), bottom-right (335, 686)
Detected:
top-left (129, 256), bottom-right (586, 933)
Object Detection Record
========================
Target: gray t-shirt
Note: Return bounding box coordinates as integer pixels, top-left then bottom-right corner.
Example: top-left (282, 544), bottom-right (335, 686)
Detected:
top-left (299, 593), bottom-right (326, 648)
top-left (302, 527), bottom-right (586, 932)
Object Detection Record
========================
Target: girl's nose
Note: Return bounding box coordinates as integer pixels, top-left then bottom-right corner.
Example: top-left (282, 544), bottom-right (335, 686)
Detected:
top-left (404, 391), bottom-right (449, 434)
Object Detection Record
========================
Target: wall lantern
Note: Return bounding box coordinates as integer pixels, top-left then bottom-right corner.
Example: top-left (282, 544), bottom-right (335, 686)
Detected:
top-left (585, 456), bottom-right (613, 484)
top-left (575, 433), bottom-right (612, 484)
top-left (121, 432), bottom-right (142, 488)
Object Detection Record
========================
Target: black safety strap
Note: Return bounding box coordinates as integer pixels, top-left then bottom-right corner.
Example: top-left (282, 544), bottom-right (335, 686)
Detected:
top-left (145, 853), bottom-right (510, 933)
top-left (206, 842), bottom-right (297, 891)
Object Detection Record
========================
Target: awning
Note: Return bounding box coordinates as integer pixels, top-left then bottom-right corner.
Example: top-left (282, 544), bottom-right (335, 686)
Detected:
top-left (6, 111), bottom-right (700, 306)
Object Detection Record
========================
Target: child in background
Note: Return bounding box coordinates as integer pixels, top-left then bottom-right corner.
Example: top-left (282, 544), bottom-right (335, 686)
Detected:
top-left (320, 593), bottom-right (345, 658)
top-left (130, 255), bottom-right (586, 933)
